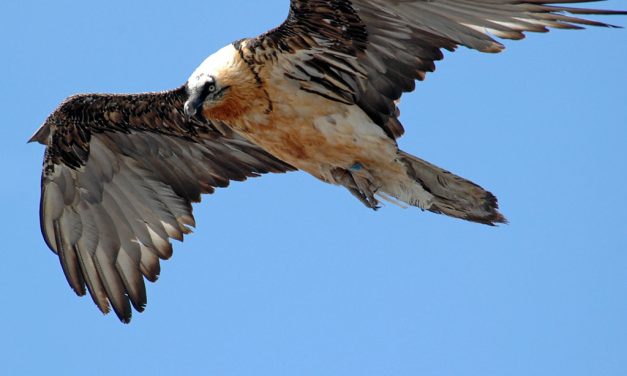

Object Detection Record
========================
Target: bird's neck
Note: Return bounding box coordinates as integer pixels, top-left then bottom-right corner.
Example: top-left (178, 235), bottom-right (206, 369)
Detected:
top-left (202, 46), bottom-right (272, 124)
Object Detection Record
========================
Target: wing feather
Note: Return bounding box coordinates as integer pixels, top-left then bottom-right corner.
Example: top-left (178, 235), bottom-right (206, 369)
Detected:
top-left (88, 202), bottom-right (132, 321)
top-left (249, 0), bottom-right (625, 139)
top-left (32, 86), bottom-right (294, 322)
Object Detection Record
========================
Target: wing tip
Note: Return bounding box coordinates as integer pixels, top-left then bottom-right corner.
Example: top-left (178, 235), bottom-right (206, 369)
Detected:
top-left (28, 123), bottom-right (51, 144)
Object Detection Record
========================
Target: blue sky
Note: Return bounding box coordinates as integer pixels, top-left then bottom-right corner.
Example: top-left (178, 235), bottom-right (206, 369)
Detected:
top-left (2, 1), bottom-right (626, 375)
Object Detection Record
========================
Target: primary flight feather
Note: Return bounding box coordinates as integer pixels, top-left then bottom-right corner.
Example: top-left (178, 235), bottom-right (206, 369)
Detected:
top-left (31, 0), bottom-right (625, 322)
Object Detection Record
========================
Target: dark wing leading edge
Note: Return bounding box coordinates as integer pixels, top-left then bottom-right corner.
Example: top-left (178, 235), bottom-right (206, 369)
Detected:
top-left (248, 0), bottom-right (625, 139)
top-left (30, 86), bottom-right (294, 322)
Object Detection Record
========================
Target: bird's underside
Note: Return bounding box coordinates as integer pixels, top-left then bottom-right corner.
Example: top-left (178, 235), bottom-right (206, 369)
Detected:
top-left (31, 0), bottom-right (625, 322)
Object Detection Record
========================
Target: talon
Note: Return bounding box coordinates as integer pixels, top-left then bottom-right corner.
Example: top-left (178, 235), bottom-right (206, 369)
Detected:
top-left (331, 166), bottom-right (380, 210)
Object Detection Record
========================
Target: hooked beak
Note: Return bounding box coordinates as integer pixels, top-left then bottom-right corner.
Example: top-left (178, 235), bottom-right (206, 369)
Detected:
top-left (184, 76), bottom-right (216, 119)
top-left (184, 92), bottom-right (202, 118)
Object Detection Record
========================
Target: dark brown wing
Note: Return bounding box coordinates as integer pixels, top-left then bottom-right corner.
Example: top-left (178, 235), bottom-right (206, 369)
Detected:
top-left (30, 86), bottom-right (294, 322)
top-left (245, 0), bottom-right (625, 139)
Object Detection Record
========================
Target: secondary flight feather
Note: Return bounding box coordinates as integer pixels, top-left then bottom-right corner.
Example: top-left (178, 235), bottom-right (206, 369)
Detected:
top-left (31, 0), bottom-right (625, 322)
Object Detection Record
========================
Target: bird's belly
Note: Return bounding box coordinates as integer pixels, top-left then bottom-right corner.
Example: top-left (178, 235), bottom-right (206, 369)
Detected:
top-left (232, 100), bottom-right (398, 182)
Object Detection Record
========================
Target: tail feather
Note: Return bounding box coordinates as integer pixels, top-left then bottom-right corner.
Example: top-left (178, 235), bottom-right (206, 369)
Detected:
top-left (394, 151), bottom-right (507, 225)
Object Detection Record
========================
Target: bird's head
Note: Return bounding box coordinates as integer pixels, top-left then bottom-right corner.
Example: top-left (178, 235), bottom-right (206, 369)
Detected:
top-left (184, 44), bottom-right (263, 123)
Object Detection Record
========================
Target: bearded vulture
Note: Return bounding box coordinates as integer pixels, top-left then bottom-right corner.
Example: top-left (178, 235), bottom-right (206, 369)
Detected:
top-left (30, 0), bottom-right (625, 322)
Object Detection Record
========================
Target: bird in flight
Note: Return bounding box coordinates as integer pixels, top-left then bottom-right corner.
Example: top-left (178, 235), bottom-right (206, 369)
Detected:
top-left (31, 0), bottom-right (625, 322)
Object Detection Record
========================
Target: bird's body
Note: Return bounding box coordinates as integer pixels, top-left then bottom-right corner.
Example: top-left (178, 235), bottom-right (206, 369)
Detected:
top-left (191, 40), bottom-right (503, 218)
top-left (236, 84), bottom-right (394, 183)
top-left (215, 47), bottom-right (392, 182)
top-left (30, 0), bottom-right (625, 322)
top-left (237, 83), bottom-right (421, 209)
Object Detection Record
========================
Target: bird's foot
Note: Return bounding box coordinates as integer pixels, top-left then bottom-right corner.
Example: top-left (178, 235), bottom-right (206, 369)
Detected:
top-left (331, 164), bottom-right (380, 210)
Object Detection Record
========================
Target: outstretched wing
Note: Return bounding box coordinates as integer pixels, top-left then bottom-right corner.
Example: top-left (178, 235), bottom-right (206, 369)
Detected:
top-left (246, 0), bottom-right (625, 139)
top-left (30, 86), bottom-right (294, 322)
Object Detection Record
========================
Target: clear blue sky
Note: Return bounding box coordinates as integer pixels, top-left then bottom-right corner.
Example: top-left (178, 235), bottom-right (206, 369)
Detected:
top-left (1, 1), bottom-right (626, 375)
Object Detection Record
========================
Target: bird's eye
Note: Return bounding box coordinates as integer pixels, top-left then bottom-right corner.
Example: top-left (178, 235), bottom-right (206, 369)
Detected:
top-left (199, 78), bottom-right (218, 99)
